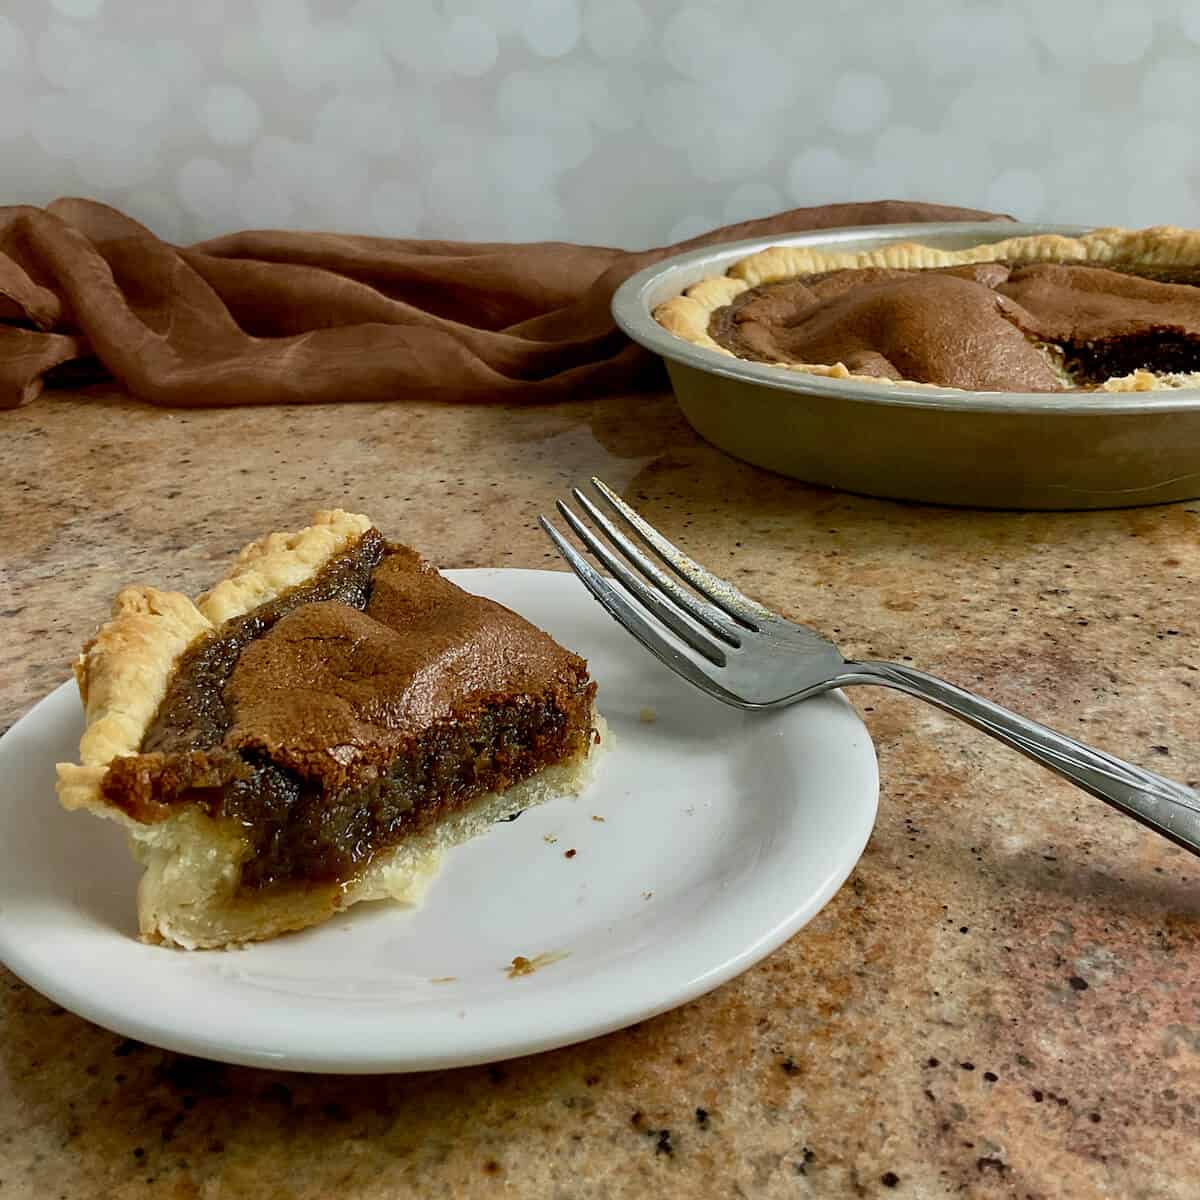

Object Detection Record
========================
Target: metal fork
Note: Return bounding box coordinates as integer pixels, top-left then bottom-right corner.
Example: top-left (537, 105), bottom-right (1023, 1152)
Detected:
top-left (541, 478), bottom-right (1200, 858)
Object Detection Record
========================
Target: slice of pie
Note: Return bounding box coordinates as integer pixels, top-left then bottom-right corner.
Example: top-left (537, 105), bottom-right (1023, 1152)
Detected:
top-left (56, 510), bottom-right (603, 949)
top-left (655, 226), bottom-right (1200, 393)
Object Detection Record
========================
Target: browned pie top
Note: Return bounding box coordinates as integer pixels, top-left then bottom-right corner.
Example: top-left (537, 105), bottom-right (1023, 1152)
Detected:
top-left (225, 547), bottom-right (586, 781)
top-left (134, 531), bottom-right (591, 800)
top-left (707, 262), bottom-right (1200, 391)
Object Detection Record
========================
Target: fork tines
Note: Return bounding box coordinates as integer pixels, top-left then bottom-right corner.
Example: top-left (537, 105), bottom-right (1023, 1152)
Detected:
top-left (539, 478), bottom-right (766, 699)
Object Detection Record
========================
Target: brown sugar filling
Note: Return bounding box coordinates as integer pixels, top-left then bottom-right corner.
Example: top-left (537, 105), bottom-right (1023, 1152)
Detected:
top-left (100, 532), bottom-right (596, 891)
top-left (708, 261), bottom-right (1200, 391)
top-left (103, 694), bottom-right (590, 889)
top-left (1061, 332), bottom-right (1200, 386)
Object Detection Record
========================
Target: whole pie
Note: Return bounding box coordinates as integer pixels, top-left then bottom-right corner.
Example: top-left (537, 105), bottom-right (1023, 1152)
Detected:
top-left (654, 227), bottom-right (1200, 393)
top-left (56, 510), bottom-right (603, 949)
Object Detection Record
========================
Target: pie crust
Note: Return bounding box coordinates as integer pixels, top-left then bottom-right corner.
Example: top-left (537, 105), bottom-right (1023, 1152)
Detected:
top-left (654, 226), bottom-right (1200, 393)
top-left (56, 511), bottom-right (603, 949)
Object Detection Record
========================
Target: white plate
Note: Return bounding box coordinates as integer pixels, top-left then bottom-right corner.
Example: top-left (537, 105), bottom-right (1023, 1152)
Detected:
top-left (0, 569), bottom-right (878, 1074)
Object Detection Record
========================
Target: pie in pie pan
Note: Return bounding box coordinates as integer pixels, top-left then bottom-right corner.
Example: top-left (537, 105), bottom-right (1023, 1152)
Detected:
top-left (56, 510), bottom-right (604, 949)
top-left (653, 226), bottom-right (1200, 394)
top-left (610, 222), bottom-right (1200, 509)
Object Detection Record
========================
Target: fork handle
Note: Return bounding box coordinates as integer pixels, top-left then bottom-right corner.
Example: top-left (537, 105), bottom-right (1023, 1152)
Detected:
top-left (841, 660), bottom-right (1200, 856)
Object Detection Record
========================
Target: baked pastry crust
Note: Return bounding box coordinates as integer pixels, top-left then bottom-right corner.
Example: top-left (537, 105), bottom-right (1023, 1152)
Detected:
top-left (56, 511), bottom-right (602, 949)
top-left (654, 226), bottom-right (1200, 393)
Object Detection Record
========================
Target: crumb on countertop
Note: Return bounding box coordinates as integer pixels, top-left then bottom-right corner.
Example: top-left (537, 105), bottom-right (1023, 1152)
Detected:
top-left (639, 707), bottom-right (657, 724)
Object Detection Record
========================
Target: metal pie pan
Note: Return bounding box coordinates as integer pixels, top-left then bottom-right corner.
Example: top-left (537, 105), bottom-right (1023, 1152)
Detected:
top-left (611, 221), bottom-right (1200, 510)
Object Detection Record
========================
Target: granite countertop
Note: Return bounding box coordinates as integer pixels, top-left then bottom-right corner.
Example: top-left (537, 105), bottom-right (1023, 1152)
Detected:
top-left (3, 387), bottom-right (1199, 1198)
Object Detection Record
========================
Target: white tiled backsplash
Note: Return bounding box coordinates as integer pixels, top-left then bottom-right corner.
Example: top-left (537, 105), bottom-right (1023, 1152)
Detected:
top-left (2, 0), bottom-right (1198, 246)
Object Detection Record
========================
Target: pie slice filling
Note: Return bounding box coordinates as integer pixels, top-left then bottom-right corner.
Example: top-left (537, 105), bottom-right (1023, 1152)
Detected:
top-left (56, 511), bottom-right (602, 949)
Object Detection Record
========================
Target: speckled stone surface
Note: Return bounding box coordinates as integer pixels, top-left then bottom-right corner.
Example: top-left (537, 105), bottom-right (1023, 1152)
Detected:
top-left (3, 387), bottom-right (1199, 1199)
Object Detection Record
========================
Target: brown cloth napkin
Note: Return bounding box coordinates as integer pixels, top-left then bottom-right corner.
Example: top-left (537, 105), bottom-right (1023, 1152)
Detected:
top-left (0, 198), bottom-right (1006, 410)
